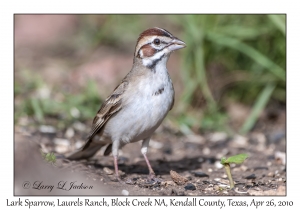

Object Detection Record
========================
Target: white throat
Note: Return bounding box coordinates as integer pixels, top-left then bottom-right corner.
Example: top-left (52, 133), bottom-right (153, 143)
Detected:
top-left (142, 51), bottom-right (168, 68)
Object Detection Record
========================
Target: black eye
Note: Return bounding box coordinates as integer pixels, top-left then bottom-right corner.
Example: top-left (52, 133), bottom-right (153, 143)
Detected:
top-left (153, 38), bottom-right (160, 45)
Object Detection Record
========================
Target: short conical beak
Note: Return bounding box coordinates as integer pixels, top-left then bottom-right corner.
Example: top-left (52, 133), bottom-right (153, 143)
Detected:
top-left (168, 38), bottom-right (186, 51)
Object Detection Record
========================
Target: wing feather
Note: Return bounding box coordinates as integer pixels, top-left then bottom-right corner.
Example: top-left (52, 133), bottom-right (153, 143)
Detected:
top-left (84, 80), bottom-right (128, 144)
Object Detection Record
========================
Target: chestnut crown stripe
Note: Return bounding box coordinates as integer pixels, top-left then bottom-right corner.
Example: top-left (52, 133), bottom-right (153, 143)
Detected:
top-left (137, 27), bottom-right (172, 43)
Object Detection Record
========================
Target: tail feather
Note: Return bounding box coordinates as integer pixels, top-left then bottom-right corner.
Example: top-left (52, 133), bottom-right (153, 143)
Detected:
top-left (67, 141), bottom-right (105, 160)
top-left (104, 143), bottom-right (112, 156)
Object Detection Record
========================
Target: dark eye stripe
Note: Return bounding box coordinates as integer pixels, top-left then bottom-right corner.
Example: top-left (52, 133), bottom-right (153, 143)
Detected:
top-left (139, 42), bottom-right (170, 57)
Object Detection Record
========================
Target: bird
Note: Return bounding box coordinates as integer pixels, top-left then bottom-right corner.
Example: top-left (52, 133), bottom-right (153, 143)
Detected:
top-left (67, 27), bottom-right (186, 182)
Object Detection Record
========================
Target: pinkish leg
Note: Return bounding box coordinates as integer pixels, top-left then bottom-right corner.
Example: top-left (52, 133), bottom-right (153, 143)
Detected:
top-left (142, 138), bottom-right (161, 181)
top-left (113, 155), bottom-right (120, 178)
top-left (143, 153), bottom-right (156, 178)
top-left (113, 155), bottom-right (125, 183)
top-left (111, 140), bottom-right (125, 183)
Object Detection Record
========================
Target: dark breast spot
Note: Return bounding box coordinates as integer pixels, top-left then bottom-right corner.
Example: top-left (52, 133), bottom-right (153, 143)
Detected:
top-left (153, 87), bottom-right (164, 96)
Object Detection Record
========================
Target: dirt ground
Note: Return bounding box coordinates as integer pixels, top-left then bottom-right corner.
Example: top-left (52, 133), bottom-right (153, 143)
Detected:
top-left (15, 114), bottom-right (286, 196)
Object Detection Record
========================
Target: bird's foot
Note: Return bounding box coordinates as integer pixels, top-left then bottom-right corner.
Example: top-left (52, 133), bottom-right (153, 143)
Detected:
top-left (110, 175), bottom-right (125, 184)
top-left (146, 173), bottom-right (162, 184)
top-left (124, 178), bottom-right (136, 185)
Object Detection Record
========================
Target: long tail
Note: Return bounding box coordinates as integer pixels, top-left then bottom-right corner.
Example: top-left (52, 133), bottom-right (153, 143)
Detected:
top-left (67, 140), bottom-right (112, 160)
top-left (67, 140), bottom-right (103, 160)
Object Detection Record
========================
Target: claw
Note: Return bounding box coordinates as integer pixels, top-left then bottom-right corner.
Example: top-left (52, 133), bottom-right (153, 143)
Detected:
top-left (147, 173), bottom-right (162, 183)
top-left (125, 178), bottom-right (136, 185)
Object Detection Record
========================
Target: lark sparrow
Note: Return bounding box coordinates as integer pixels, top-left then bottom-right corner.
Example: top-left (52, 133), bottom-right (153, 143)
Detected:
top-left (68, 27), bottom-right (186, 182)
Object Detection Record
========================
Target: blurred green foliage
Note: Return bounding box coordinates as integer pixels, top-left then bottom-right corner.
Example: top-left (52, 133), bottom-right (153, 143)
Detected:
top-left (15, 15), bottom-right (285, 134)
top-left (15, 69), bottom-right (102, 128)
top-left (171, 15), bottom-right (285, 133)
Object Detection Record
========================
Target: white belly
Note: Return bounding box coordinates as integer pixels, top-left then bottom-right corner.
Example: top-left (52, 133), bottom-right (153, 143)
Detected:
top-left (104, 83), bottom-right (173, 144)
top-left (102, 67), bottom-right (174, 145)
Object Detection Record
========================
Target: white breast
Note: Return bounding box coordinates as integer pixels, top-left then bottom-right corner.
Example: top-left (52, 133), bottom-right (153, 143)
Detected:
top-left (103, 58), bottom-right (174, 145)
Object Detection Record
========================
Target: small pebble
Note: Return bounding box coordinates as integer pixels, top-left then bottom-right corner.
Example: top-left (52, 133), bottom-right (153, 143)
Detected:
top-left (55, 145), bottom-right (69, 153)
top-left (70, 107), bottom-right (80, 118)
top-left (246, 183), bottom-right (254, 187)
top-left (240, 165), bottom-right (248, 171)
top-left (232, 167), bottom-right (240, 172)
top-left (184, 183), bottom-right (196, 191)
top-left (216, 153), bottom-right (223, 159)
top-left (202, 180), bottom-right (210, 184)
top-left (39, 125), bottom-right (56, 133)
top-left (54, 138), bottom-right (70, 146)
top-left (65, 127), bottom-right (75, 139)
top-left (122, 190), bottom-right (129, 196)
top-left (214, 162), bottom-right (223, 169)
top-left (230, 134), bottom-right (248, 147)
top-left (202, 147), bottom-right (211, 155)
top-left (254, 166), bottom-right (268, 170)
top-left (75, 141), bottom-right (84, 149)
top-left (186, 134), bottom-right (205, 144)
top-left (244, 174), bottom-right (256, 179)
top-left (275, 151), bottom-right (286, 165)
top-left (219, 179), bottom-right (229, 184)
top-left (214, 185), bottom-right (220, 191)
top-left (193, 171), bottom-right (209, 177)
top-left (103, 167), bottom-right (114, 175)
top-left (177, 191), bottom-right (185, 196)
top-left (209, 132), bottom-right (228, 142)
top-left (149, 140), bottom-right (163, 149)
top-left (162, 180), bottom-right (176, 186)
top-left (118, 170), bottom-right (125, 176)
top-left (218, 183), bottom-right (229, 188)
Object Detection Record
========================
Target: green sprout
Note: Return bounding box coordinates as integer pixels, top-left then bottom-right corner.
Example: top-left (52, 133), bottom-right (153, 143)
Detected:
top-left (220, 153), bottom-right (248, 189)
top-left (41, 150), bottom-right (56, 164)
